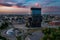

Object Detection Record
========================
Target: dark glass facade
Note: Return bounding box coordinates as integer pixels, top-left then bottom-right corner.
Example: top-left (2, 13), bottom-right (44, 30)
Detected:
top-left (30, 8), bottom-right (42, 27)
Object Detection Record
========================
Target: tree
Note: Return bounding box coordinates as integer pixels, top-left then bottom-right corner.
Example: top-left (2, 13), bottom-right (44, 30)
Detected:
top-left (42, 28), bottom-right (51, 35)
top-left (0, 21), bottom-right (9, 30)
top-left (0, 36), bottom-right (7, 40)
top-left (42, 28), bottom-right (60, 40)
top-left (16, 36), bottom-right (22, 40)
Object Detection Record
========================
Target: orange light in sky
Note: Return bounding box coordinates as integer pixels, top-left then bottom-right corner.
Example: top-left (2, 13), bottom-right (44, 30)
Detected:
top-left (35, 3), bottom-right (41, 7)
top-left (12, 5), bottom-right (18, 8)
top-left (0, 6), bottom-right (31, 14)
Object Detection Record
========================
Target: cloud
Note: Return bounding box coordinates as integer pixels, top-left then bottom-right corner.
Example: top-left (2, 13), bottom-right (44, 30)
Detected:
top-left (4, 0), bottom-right (25, 3)
top-left (42, 6), bottom-right (60, 14)
top-left (0, 6), bottom-right (30, 14)
top-left (1, 0), bottom-right (60, 7)
top-left (44, 0), bottom-right (60, 6)
top-left (0, 0), bottom-right (4, 3)
top-left (0, 0), bottom-right (60, 15)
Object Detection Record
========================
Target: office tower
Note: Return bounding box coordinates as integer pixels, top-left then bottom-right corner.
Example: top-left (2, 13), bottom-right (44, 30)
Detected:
top-left (30, 7), bottom-right (42, 27)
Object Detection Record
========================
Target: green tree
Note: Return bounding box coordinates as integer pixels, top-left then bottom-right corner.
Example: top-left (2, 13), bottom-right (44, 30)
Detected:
top-left (0, 36), bottom-right (7, 40)
top-left (42, 28), bottom-right (51, 35)
top-left (16, 36), bottom-right (22, 40)
top-left (42, 28), bottom-right (60, 40)
top-left (0, 21), bottom-right (9, 30)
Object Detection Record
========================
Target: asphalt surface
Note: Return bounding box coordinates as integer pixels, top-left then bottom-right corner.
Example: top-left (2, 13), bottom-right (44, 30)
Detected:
top-left (28, 31), bottom-right (44, 40)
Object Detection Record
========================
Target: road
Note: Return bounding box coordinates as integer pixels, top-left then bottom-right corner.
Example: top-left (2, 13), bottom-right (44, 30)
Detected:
top-left (25, 31), bottom-right (44, 40)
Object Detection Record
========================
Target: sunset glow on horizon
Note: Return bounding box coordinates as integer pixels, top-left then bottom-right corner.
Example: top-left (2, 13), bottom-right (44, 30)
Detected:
top-left (0, 0), bottom-right (60, 14)
top-left (0, 6), bottom-right (31, 14)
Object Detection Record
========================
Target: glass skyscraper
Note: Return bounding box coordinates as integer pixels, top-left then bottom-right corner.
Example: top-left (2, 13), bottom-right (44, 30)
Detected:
top-left (30, 8), bottom-right (42, 27)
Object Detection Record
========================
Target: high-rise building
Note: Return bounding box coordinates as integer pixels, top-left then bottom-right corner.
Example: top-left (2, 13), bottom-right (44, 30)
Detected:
top-left (29, 7), bottom-right (42, 27)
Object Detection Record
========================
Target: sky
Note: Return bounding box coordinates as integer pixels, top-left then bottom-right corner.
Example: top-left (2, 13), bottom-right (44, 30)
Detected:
top-left (0, 0), bottom-right (60, 7)
top-left (0, 6), bottom-right (30, 14)
top-left (0, 0), bottom-right (60, 14)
